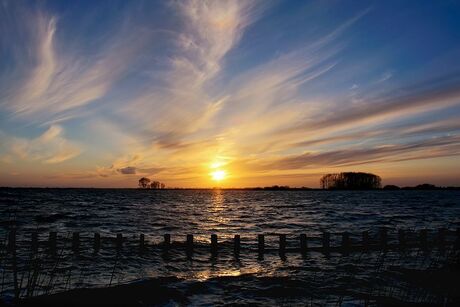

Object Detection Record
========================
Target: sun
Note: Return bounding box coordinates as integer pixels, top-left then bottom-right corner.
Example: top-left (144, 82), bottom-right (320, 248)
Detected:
top-left (211, 170), bottom-right (226, 181)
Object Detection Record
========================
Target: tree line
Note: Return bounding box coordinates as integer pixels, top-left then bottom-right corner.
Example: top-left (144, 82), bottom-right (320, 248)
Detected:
top-left (320, 172), bottom-right (382, 190)
top-left (138, 177), bottom-right (166, 189)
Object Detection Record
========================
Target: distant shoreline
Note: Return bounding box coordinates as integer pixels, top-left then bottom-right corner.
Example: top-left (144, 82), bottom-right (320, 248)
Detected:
top-left (1, 186), bottom-right (459, 190)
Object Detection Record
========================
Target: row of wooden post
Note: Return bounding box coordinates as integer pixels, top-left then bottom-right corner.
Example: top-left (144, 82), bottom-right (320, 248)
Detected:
top-left (5, 228), bottom-right (459, 256)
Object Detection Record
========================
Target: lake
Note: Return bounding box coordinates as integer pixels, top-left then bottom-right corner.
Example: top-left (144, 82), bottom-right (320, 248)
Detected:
top-left (1, 188), bottom-right (459, 306)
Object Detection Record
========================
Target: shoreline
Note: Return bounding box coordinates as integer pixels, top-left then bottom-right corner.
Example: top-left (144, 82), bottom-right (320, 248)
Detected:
top-left (1, 187), bottom-right (460, 191)
top-left (9, 266), bottom-right (460, 307)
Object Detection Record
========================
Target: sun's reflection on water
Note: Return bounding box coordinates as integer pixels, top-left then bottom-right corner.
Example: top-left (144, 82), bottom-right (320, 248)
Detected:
top-left (197, 189), bottom-right (230, 234)
top-left (189, 265), bottom-right (261, 281)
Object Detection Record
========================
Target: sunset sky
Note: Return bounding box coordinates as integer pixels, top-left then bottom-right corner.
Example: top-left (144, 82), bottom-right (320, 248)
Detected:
top-left (1, 0), bottom-right (460, 188)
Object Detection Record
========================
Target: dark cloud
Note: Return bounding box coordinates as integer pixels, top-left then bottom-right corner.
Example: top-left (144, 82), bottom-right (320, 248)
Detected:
top-left (289, 117), bottom-right (460, 149)
top-left (117, 166), bottom-right (137, 175)
top-left (282, 71), bottom-right (460, 135)
top-left (117, 166), bottom-right (166, 175)
top-left (263, 135), bottom-right (460, 170)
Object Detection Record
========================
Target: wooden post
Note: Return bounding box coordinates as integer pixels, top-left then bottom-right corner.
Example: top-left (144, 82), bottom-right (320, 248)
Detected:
top-left (7, 230), bottom-right (16, 252)
top-left (322, 232), bottom-right (330, 252)
top-left (258, 234), bottom-right (264, 258)
top-left (300, 234), bottom-right (307, 255)
top-left (49, 232), bottom-right (57, 253)
top-left (234, 235), bottom-right (240, 257)
top-left (398, 229), bottom-right (406, 249)
top-left (31, 232), bottom-right (39, 252)
top-left (116, 233), bottom-right (122, 250)
top-left (72, 232), bottom-right (80, 251)
top-left (456, 228), bottom-right (460, 249)
top-left (362, 231), bottom-right (369, 250)
top-left (437, 228), bottom-right (446, 249)
top-left (186, 234), bottom-right (193, 257)
top-left (94, 233), bottom-right (101, 252)
top-left (139, 234), bottom-right (145, 251)
top-left (211, 234), bottom-right (218, 256)
top-left (419, 229), bottom-right (428, 250)
top-left (341, 232), bottom-right (350, 251)
top-left (379, 228), bottom-right (387, 250)
top-left (8, 229), bottom-right (18, 300)
top-left (279, 234), bottom-right (286, 255)
top-left (164, 234), bottom-right (171, 249)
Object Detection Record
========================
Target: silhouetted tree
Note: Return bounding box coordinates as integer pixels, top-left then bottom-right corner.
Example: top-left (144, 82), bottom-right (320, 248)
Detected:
top-left (138, 177), bottom-right (151, 189)
top-left (150, 181), bottom-right (161, 189)
top-left (414, 183), bottom-right (437, 190)
top-left (383, 185), bottom-right (400, 190)
top-left (263, 185), bottom-right (290, 190)
top-left (138, 177), bottom-right (165, 189)
top-left (320, 172), bottom-right (381, 190)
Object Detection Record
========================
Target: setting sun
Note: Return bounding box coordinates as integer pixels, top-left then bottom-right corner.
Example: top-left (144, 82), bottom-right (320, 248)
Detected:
top-left (211, 170), bottom-right (226, 181)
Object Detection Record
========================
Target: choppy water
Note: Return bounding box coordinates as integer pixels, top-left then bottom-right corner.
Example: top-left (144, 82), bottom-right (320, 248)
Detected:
top-left (1, 188), bottom-right (460, 306)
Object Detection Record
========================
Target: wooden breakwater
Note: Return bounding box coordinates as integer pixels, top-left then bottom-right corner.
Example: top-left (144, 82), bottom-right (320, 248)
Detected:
top-left (3, 228), bottom-right (459, 258)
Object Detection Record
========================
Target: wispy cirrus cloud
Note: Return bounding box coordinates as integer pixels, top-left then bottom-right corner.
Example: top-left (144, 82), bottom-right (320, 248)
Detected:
top-left (282, 71), bottom-right (460, 137)
top-left (0, 125), bottom-right (81, 164)
top-left (262, 135), bottom-right (460, 171)
top-left (288, 116), bottom-right (460, 150)
top-left (121, 6), bottom-right (364, 159)
top-left (0, 6), bottom-right (149, 124)
top-left (118, 0), bottom-right (267, 144)
top-left (175, 0), bottom-right (263, 82)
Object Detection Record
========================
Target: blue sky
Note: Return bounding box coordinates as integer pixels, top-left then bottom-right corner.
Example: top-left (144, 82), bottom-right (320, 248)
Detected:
top-left (0, 0), bottom-right (459, 187)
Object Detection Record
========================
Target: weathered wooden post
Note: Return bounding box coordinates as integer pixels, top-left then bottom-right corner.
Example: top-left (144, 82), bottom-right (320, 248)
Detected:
top-left (234, 235), bottom-right (241, 257)
top-left (7, 229), bottom-right (16, 252)
top-left (456, 228), bottom-right (460, 249)
top-left (72, 232), bottom-right (80, 251)
top-left (398, 229), bottom-right (406, 249)
top-left (8, 229), bottom-right (18, 301)
top-left (322, 232), bottom-right (330, 252)
top-left (258, 234), bottom-right (264, 258)
top-left (164, 234), bottom-right (171, 250)
top-left (341, 232), bottom-right (350, 252)
top-left (379, 228), bottom-right (387, 250)
top-left (279, 234), bottom-right (286, 256)
top-left (116, 233), bottom-right (123, 250)
top-left (31, 232), bottom-right (39, 252)
top-left (437, 228), bottom-right (446, 249)
top-left (300, 234), bottom-right (308, 255)
top-left (139, 234), bottom-right (145, 252)
top-left (94, 233), bottom-right (101, 252)
top-left (210, 234), bottom-right (218, 256)
top-left (362, 231), bottom-right (370, 250)
top-left (186, 234), bottom-right (193, 257)
top-left (419, 229), bottom-right (428, 250)
top-left (49, 232), bottom-right (57, 253)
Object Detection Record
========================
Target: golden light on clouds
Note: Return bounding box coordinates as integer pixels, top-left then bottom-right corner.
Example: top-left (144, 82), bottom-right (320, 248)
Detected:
top-left (210, 161), bottom-right (224, 169)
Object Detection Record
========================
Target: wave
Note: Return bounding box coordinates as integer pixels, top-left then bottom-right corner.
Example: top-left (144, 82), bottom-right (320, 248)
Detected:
top-left (13, 266), bottom-right (460, 306)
